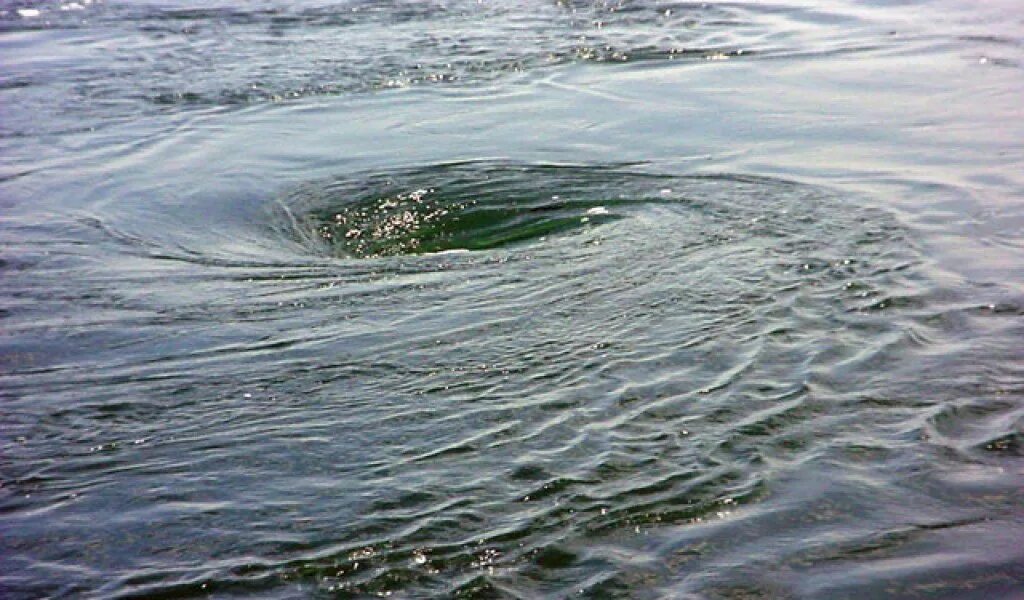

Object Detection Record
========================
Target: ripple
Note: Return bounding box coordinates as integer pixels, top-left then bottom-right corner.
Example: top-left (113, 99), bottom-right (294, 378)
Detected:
top-left (4, 161), bottom-right (1022, 597)
top-left (0, 0), bottom-right (898, 137)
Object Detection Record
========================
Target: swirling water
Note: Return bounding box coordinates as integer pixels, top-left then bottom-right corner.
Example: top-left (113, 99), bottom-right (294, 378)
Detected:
top-left (1, 1), bottom-right (1023, 598)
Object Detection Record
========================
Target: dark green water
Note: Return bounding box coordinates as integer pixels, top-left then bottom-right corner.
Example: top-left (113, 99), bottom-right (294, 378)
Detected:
top-left (1, 1), bottom-right (1022, 598)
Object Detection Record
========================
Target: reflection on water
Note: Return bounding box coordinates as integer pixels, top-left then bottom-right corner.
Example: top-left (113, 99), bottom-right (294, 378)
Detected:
top-left (0, 0), bottom-right (875, 135)
top-left (1, 0), bottom-right (1022, 598)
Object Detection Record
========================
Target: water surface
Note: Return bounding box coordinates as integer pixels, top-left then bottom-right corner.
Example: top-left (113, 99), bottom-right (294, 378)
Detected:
top-left (1, 0), bottom-right (1022, 598)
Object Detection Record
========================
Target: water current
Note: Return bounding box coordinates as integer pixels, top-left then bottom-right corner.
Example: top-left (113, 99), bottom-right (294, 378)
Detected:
top-left (1, 1), bottom-right (1022, 598)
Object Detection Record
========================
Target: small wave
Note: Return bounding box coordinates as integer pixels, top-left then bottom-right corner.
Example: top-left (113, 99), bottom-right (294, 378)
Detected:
top-left (6, 160), bottom-right (1022, 598)
top-left (0, 0), bottom-right (894, 136)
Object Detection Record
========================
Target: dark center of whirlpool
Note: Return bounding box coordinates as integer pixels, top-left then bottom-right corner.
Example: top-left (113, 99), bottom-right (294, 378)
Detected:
top-left (280, 162), bottom-right (901, 263)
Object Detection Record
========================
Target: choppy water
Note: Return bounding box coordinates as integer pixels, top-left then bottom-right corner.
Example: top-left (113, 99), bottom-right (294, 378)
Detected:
top-left (2, 1), bottom-right (1023, 598)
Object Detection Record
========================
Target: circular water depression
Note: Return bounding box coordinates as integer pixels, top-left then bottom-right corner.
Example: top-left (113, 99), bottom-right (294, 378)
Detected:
top-left (231, 163), bottom-right (973, 598)
top-left (277, 162), bottom-right (898, 264)
top-left (18, 163), bottom-right (1016, 600)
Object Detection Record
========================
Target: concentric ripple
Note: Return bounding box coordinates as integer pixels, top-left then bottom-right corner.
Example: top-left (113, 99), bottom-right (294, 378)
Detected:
top-left (3, 163), bottom-right (1022, 598)
top-left (3, 0), bottom-right (1023, 594)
